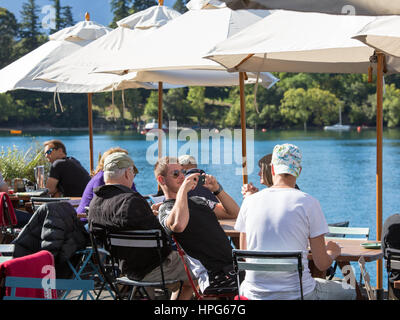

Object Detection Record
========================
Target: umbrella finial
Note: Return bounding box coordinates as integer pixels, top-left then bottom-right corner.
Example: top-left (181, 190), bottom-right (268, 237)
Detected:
top-left (158, 0), bottom-right (164, 6)
top-left (85, 12), bottom-right (90, 21)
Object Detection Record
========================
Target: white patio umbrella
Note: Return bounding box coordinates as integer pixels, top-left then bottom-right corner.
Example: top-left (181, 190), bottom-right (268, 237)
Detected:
top-left (353, 15), bottom-right (400, 58)
top-left (37, 1), bottom-right (278, 182)
top-left (218, 0), bottom-right (400, 15)
top-left (0, 13), bottom-right (155, 172)
top-left (205, 9), bottom-right (400, 292)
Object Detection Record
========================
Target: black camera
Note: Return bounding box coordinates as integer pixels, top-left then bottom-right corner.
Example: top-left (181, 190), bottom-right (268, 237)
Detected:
top-left (185, 168), bottom-right (206, 186)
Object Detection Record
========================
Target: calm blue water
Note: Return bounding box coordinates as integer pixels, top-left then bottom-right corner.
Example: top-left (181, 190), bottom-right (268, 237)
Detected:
top-left (2, 128), bottom-right (400, 289)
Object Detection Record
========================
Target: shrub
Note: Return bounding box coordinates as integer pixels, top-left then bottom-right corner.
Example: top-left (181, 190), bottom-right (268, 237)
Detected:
top-left (0, 142), bottom-right (49, 183)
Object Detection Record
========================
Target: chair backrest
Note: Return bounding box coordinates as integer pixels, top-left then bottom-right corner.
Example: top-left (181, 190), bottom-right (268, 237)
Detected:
top-left (384, 248), bottom-right (400, 300)
top-left (107, 229), bottom-right (167, 293)
top-left (108, 229), bottom-right (165, 251)
top-left (385, 248), bottom-right (400, 272)
top-left (0, 192), bottom-right (17, 228)
top-left (3, 277), bottom-right (94, 300)
top-left (88, 223), bottom-right (122, 300)
top-left (30, 197), bottom-right (70, 211)
top-left (326, 221), bottom-right (349, 237)
top-left (326, 226), bottom-right (369, 240)
top-left (232, 249), bottom-right (304, 300)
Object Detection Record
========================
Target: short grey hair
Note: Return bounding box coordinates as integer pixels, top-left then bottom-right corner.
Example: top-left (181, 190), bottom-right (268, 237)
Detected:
top-left (104, 166), bottom-right (131, 183)
top-left (178, 155), bottom-right (197, 166)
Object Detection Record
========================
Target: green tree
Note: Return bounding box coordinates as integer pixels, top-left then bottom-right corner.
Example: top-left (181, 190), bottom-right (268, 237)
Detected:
top-left (0, 93), bottom-right (15, 121)
top-left (382, 84), bottom-right (400, 127)
top-left (110, 0), bottom-right (133, 28)
top-left (281, 87), bottom-right (341, 129)
top-left (124, 89), bottom-right (146, 124)
top-left (173, 0), bottom-right (188, 13)
top-left (132, 0), bottom-right (157, 12)
top-left (0, 7), bottom-right (18, 67)
top-left (187, 86), bottom-right (205, 123)
top-left (19, 0), bottom-right (42, 53)
top-left (144, 90), bottom-right (160, 120)
top-left (164, 88), bottom-right (192, 124)
top-left (60, 6), bottom-right (74, 28)
top-left (50, 0), bottom-right (62, 33)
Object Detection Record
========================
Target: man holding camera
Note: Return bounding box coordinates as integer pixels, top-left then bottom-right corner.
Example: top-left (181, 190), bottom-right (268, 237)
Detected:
top-left (154, 156), bottom-right (239, 294)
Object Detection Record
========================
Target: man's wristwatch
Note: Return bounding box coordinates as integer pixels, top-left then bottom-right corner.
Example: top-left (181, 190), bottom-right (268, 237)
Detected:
top-left (213, 183), bottom-right (223, 196)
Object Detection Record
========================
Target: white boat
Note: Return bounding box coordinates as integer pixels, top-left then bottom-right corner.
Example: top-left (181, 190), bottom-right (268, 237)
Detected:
top-left (324, 106), bottom-right (351, 131)
top-left (144, 119), bottom-right (168, 132)
top-left (324, 123), bottom-right (351, 131)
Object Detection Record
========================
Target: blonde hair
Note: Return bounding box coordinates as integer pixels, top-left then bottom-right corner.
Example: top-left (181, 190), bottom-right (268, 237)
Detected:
top-left (178, 155), bottom-right (197, 166)
top-left (95, 147), bottom-right (128, 175)
top-left (154, 156), bottom-right (179, 179)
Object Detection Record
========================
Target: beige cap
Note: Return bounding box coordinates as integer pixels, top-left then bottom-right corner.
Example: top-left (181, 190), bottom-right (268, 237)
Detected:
top-left (103, 152), bottom-right (138, 174)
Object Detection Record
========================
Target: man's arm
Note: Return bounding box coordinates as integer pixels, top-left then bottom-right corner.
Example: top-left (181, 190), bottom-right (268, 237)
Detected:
top-left (46, 177), bottom-right (60, 197)
top-left (309, 234), bottom-right (341, 271)
top-left (204, 175), bottom-right (239, 220)
top-left (166, 173), bottom-right (199, 233)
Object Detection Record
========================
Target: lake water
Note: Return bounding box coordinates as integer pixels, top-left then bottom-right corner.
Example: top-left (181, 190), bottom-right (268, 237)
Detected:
top-left (2, 127), bottom-right (400, 289)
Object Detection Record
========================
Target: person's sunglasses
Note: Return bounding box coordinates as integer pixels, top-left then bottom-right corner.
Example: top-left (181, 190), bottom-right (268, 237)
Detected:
top-left (44, 148), bottom-right (56, 155)
top-left (169, 169), bottom-right (186, 179)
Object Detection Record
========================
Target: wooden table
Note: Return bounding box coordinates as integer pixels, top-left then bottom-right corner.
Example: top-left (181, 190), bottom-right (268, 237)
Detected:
top-left (219, 219), bottom-right (239, 248)
top-left (308, 238), bottom-right (382, 300)
top-left (9, 195), bottom-right (82, 214)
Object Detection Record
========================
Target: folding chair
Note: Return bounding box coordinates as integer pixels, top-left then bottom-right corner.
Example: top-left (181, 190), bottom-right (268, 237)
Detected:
top-left (232, 249), bottom-right (304, 300)
top-left (326, 225), bottom-right (369, 281)
top-left (30, 196), bottom-right (71, 212)
top-left (3, 277), bottom-right (94, 300)
top-left (89, 223), bottom-right (123, 300)
top-left (0, 244), bottom-right (14, 264)
top-left (358, 256), bottom-right (376, 300)
top-left (325, 226), bottom-right (370, 241)
top-left (172, 235), bottom-right (237, 300)
top-left (0, 192), bottom-right (19, 244)
top-left (384, 248), bottom-right (400, 300)
top-left (27, 199), bottom-right (102, 300)
top-left (96, 226), bottom-right (183, 300)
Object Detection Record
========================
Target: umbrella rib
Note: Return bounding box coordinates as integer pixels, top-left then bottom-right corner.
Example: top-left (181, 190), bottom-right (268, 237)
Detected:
top-left (233, 54), bottom-right (255, 71)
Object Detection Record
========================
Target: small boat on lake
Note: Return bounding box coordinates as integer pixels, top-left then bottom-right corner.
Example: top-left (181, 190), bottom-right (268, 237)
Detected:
top-left (324, 123), bottom-right (351, 131)
top-left (324, 105), bottom-right (350, 131)
top-left (143, 119), bottom-right (168, 133)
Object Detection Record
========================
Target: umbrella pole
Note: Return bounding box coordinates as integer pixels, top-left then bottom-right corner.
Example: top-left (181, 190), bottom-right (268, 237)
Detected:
top-left (158, 81), bottom-right (163, 159)
top-left (88, 93), bottom-right (94, 175)
top-left (376, 52), bottom-right (384, 295)
top-left (239, 72), bottom-right (248, 185)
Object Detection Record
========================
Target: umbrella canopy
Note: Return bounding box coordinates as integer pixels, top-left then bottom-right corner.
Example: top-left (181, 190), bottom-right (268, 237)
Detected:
top-left (204, 10), bottom-right (400, 74)
top-left (352, 15), bottom-right (400, 58)
top-left (218, 0), bottom-right (400, 15)
top-left (117, 3), bottom-right (181, 28)
top-left (37, 2), bottom-right (278, 88)
top-left (0, 19), bottom-right (152, 93)
top-left (91, 5), bottom-right (270, 74)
